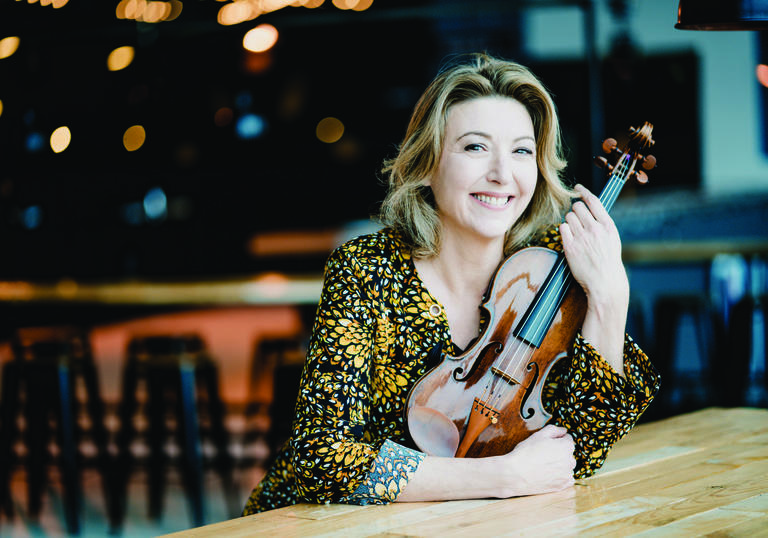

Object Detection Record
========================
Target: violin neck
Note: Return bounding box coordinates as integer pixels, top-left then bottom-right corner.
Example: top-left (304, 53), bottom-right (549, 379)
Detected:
top-left (597, 154), bottom-right (632, 213)
top-left (514, 254), bottom-right (572, 348)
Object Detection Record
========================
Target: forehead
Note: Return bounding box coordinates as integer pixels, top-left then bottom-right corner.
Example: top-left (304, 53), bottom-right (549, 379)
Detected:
top-left (444, 96), bottom-right (534, 136)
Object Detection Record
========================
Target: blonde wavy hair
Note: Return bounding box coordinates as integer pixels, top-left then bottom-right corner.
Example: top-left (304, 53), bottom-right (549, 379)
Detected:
top-left (379, 53), bottom-right (573, 258)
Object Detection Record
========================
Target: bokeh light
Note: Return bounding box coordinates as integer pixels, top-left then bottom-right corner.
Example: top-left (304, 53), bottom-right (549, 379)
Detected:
top-left (123, 125), bottom-right (146, 151)
top-left (218, 2), bottom-right (257, 26)
top-left (26, 132), bottom-right (44, 153)
top-left (218, 0), bottom-right (323, 26)
top-left (50, 126), bottom-right (72, 153)
top-left (352, 0), bottom-right (373, 11)
top-left (116, 0), bottom-right (179, 22)
top-left (316, 117), bottom-right (344, 143)
top-left (236, 114), bottom-right (267, 139)
top-left (166, 0), bottom-right (183, 20)
top-left (332, 0), bottom-right (372, 9)
top-left (0, 99), bottom-right (4, 118)
top-left (214, 107), bottom-right (234, 127)
top-left (243, 24), bottom-right (279, 53)
top-left (20, 205), bottom-right (42, 230)
top-left (143, 187), bottom-right (167, 221)
top-left (758, 64), bottom-right (768, 88)
top-left (0, 37), bottom-right (20, 60)
top-left (107, 46), bottom-right (135, 71)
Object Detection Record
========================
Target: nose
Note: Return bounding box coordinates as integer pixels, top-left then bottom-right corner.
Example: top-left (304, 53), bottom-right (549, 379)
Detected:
top-left (487, 150), bottom-right (513, 185)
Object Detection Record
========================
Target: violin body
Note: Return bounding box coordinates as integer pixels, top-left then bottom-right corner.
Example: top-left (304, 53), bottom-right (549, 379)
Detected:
top-left (406, 247), bottom-right (586, 458)
top-left (405, 122), bottom-right (656, 459)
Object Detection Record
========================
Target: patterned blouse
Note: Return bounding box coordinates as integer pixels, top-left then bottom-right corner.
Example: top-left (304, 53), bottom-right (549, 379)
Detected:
top-left (243, 226), bottom-right (660, 514)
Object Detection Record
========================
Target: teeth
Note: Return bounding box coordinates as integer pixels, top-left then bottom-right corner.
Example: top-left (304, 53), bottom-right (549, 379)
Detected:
top-left (473, 194), bottom-right (509, 207)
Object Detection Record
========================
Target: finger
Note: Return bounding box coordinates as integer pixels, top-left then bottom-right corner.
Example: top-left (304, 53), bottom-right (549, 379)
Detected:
top-left (541, 424), bottom-right (569, 438)
top-left (574, 184), bottom-right (610, 222)
top-left (570, 200), bottom-right (594, 224)
top-left (564, 209), bottom-right (585, 235)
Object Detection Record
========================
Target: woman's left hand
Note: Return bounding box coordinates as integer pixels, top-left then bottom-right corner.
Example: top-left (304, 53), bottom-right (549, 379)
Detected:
top-left (559, 184), bottom-right (629, 374)
top-left (559, 184), bottom-right (628, 306)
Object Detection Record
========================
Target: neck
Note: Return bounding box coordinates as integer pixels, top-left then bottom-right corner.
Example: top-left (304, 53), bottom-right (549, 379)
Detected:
top-left (428, 231), bottom-right (505, 296)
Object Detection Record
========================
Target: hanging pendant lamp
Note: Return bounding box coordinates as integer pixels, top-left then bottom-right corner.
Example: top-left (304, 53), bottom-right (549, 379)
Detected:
top-left (676, 0), bottom-right (768, 30)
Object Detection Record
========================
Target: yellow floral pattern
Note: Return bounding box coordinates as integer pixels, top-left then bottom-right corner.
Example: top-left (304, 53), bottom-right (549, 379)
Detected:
top-left (242, 227), bottom-right (660, 515)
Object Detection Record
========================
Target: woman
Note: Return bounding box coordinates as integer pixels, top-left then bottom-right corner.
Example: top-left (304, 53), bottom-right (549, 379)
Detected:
top-left (243, 53), bottom-right (659, 514)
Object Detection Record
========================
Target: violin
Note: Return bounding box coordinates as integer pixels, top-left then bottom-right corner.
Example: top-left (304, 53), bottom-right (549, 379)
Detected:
top-left (406, 122), bottom-right (656, 458)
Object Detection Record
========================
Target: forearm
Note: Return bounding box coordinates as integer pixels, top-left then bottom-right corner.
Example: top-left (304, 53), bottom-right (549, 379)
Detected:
top-left (580, 287), bottom-right (629, 377)
top-left (396, 455), bottom-right (506, 502)
top-left (397, 424), bottom-right (576, 502)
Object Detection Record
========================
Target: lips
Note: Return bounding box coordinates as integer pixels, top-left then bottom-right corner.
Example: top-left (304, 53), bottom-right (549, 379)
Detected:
top-left (471, 193), bottom-right (512, 207)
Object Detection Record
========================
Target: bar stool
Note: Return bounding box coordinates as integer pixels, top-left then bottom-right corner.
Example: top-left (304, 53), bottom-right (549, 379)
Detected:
top-left (0, 326), bottom-right (115, 536)
top-left (114, 333), bottom-right (236, 529)
top-left (723, 294), bottom-right (768, 406)
top-left (246, 336), bottom-right (306, 465)
top-left (652, 294), bottom-right (718, 417)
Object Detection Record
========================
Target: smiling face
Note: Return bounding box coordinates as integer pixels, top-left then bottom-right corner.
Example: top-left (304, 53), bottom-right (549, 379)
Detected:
top-left (425, 96), bottom-right (539, 250)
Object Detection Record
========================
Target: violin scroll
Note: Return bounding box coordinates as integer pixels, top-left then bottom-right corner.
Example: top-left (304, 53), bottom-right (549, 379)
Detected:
top-left (594, 121), bottom-right (657, 186)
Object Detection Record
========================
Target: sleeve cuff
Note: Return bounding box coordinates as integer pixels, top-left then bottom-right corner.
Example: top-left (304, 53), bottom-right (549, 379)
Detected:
top-left (340, 439), bottom-right (425, 506)
top-left (575, 333), bottom-right (659, 401)
top-left (621, 334), bottom-right (661, 400)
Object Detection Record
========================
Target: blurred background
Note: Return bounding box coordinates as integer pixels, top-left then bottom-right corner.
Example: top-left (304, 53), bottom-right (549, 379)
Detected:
top-left (0, 0), bottom-right (766, 535)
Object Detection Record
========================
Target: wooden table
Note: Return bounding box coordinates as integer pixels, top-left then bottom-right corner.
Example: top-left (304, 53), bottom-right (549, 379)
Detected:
top-left (166, 407), bottom-right (768, 536)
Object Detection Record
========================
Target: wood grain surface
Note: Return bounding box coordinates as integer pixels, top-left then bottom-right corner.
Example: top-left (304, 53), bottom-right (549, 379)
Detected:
top-left (164, 407), bottom-right (768, 537)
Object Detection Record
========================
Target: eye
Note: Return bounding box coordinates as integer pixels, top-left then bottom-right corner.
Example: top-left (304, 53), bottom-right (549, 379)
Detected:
top-left (464, 143), bottom-right (485, 152)
top-left (513, 146), bottom-right (535, 156)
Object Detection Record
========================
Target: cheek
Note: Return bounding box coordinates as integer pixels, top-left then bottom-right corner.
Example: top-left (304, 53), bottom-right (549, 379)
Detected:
top-left (521, 166), bottom-right (539, 196)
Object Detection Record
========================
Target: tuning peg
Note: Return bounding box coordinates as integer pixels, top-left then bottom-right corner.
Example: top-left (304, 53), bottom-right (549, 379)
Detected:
top-left (633, 170), bottom-right (649, 184)
top-left (593, 155), bottom-right (614, 173)
top-left (641, 154), bottom-right (657, 170)
top-left (601, 138), bottom-right (618, 154)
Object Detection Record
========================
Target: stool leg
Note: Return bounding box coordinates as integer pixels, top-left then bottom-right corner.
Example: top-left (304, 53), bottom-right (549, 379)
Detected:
top-left (56, 362), bottom-right (81, 535)
top-left (81, 358), bottom-right (118, 531)
top-left (653, 302), bottom-right (678, 415)
top-left (179, 363), bottom-right (204, 527)
top-left (724, 298), bottom-right (754, 405)
top-left (114, 358), bottom-right (139, 530)
top-left (24, 361), bottom-right (51, 519)
top-left (692, 304), bottom-right (716, 407)
top-left (147, 370), bottom-right (168, 521)
top-left (202, 363), bottom-right (238, 518)
top-left (0, 361), bottom-right (22, 517)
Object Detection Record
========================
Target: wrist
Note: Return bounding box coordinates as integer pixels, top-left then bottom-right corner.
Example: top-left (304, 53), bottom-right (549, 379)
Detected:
top-left (489, 452), bottom-right (524, 498)
top-left (585, 277), bottom-right (629, 320)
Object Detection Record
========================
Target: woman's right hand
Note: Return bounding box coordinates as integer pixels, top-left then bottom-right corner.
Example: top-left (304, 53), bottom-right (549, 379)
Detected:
top-left (493, 424), bottom-right (576, 497)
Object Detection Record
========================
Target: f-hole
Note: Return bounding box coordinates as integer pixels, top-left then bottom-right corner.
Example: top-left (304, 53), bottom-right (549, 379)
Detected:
top-left (519, 361), bottom-right (540, 419)
top-left (453, 342), bottom-right (503, 382)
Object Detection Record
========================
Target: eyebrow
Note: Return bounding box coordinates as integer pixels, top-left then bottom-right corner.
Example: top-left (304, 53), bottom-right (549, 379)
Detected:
top-left (456, 131), bottom-right (536, 144)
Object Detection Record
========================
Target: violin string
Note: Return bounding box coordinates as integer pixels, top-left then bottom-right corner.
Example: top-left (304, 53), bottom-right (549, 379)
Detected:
top-left (478, 151), bottom-right (635, 414)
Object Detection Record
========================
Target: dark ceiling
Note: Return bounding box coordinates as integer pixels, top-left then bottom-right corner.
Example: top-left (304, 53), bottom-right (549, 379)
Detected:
top-left (0, 1), bottom-right (699, 280)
